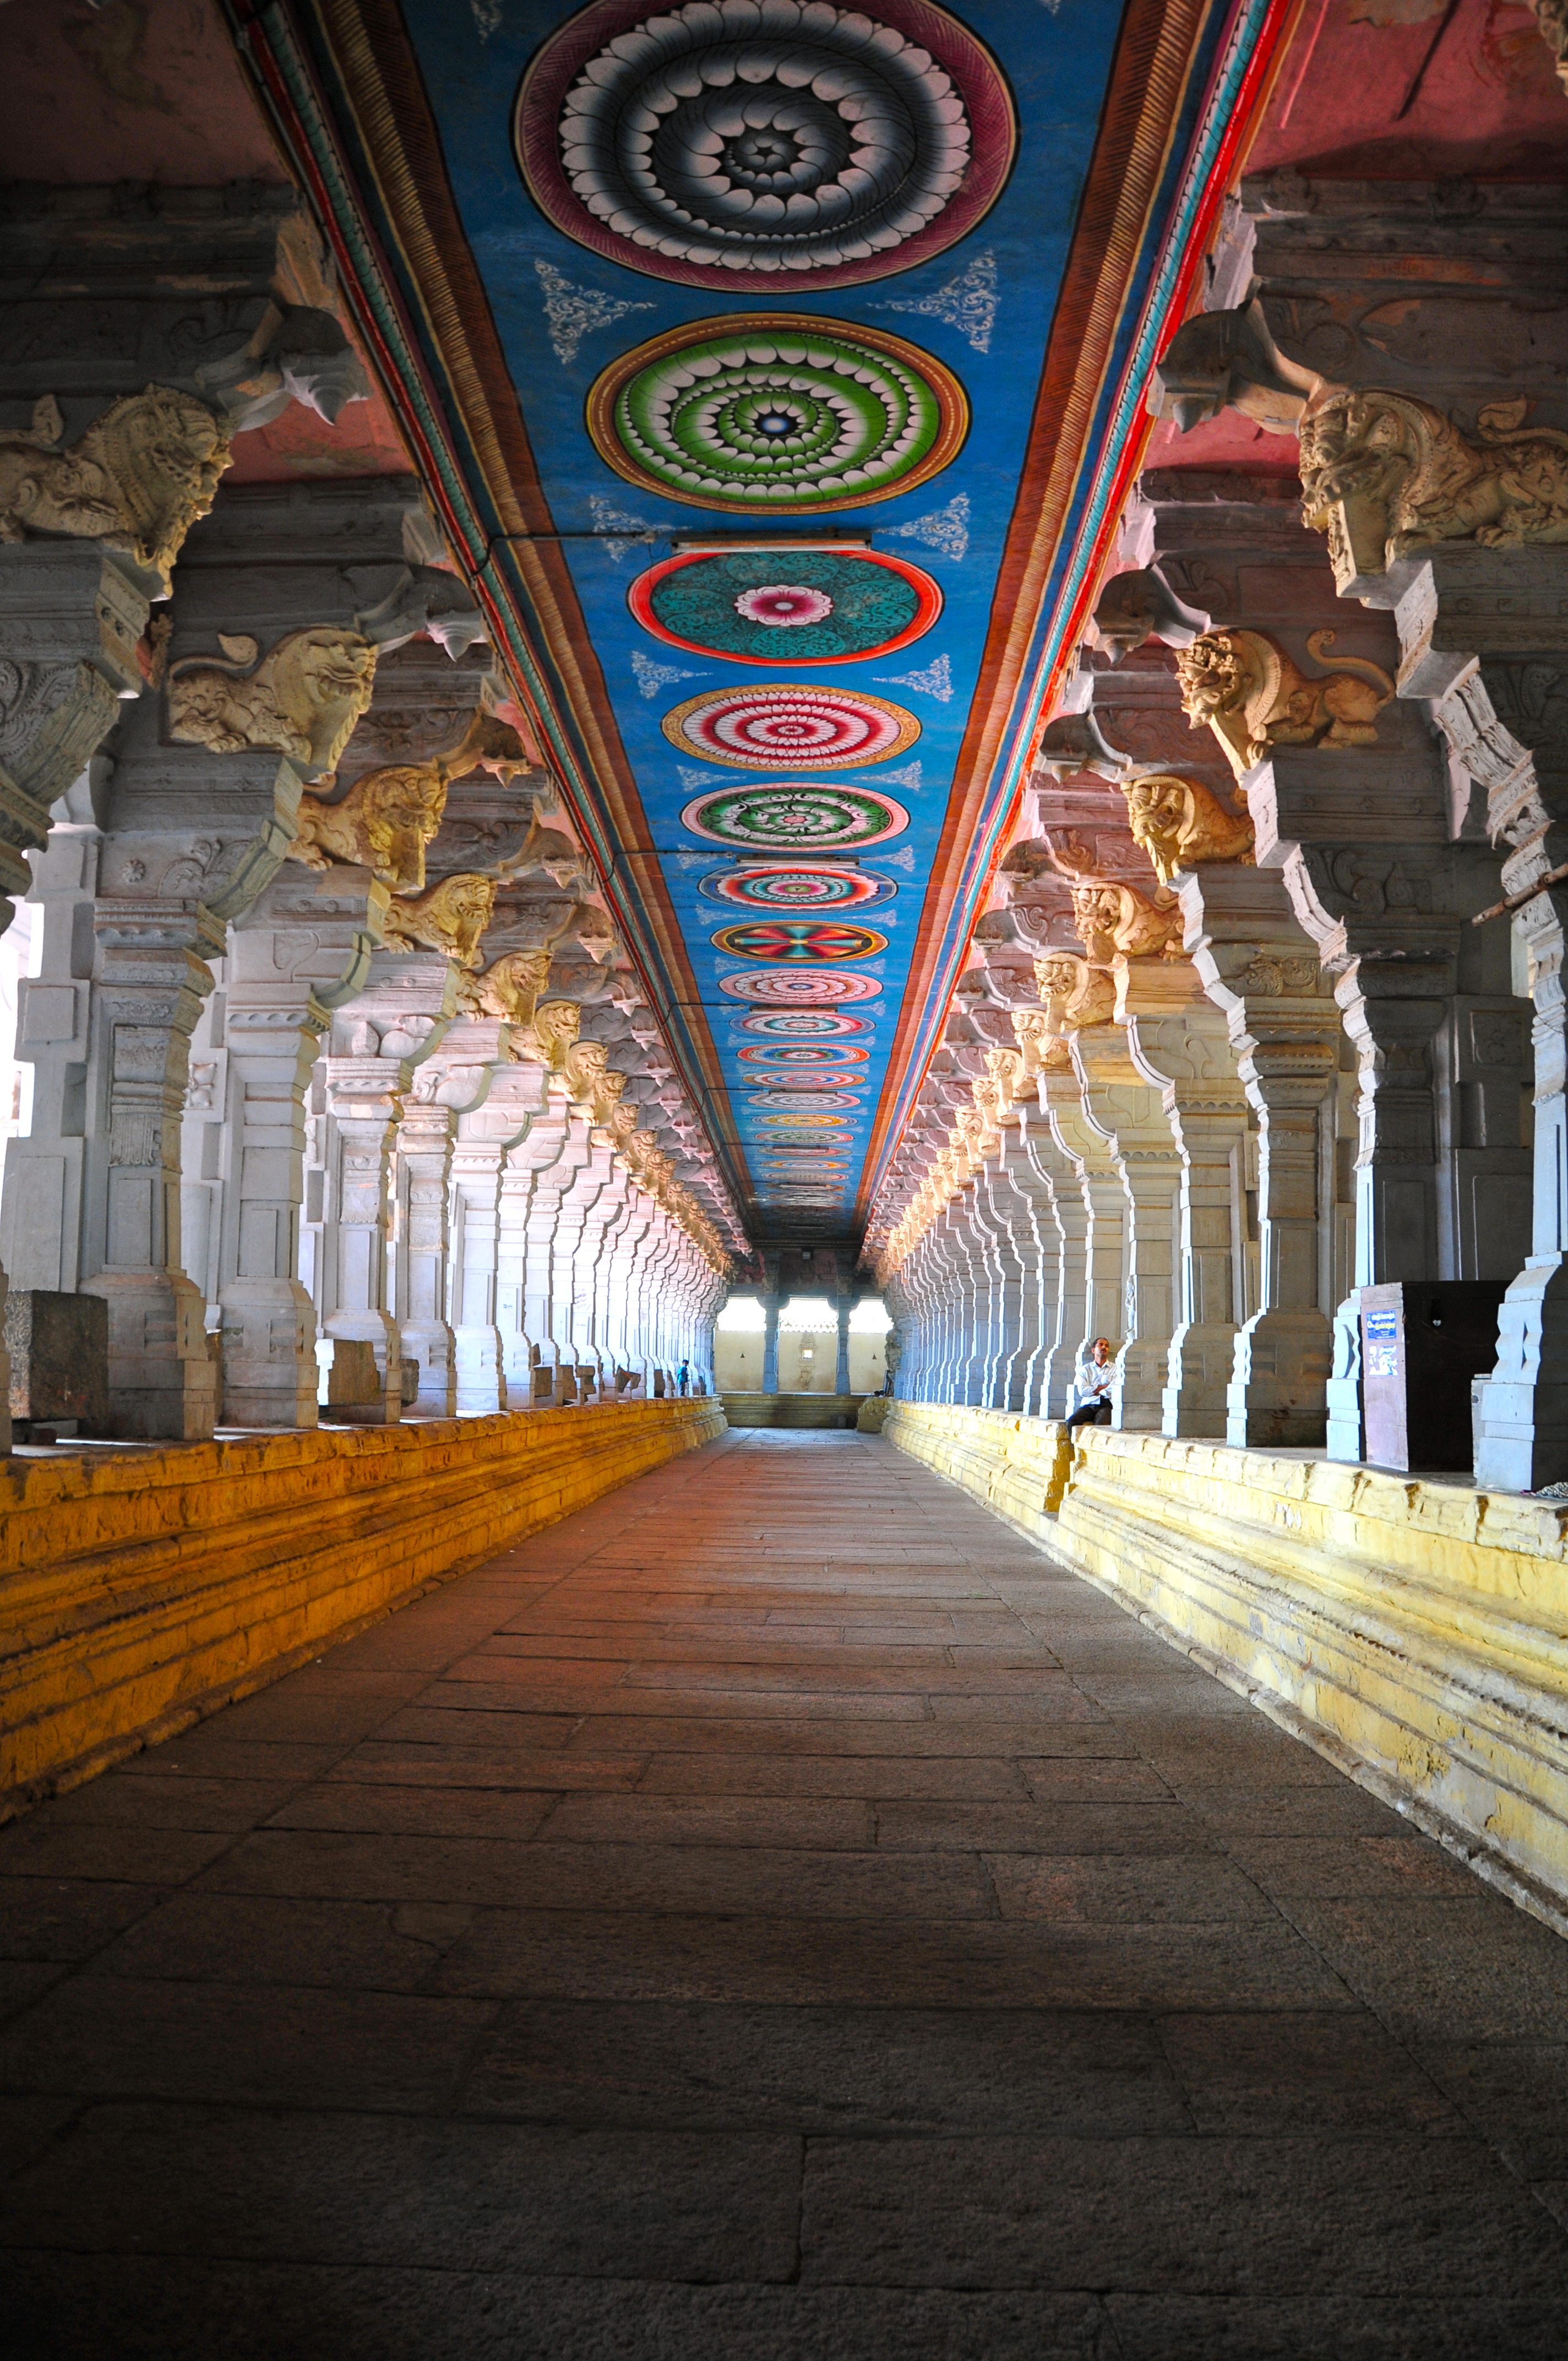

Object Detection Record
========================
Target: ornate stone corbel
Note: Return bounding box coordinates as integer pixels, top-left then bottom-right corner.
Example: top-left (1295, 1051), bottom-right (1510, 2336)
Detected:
top-left (1034, 952), bottom-right (1120, 1028)
top-left (1176, 628), bottom-right (1393, 778)
top-left (287, 759), bottom-right (447, 893)
top-left (381, 872), bottom-right (496, 967)
top-left (1299, 390), bottom-right (1568, 595)
top-left (1092, 565), bottom-right (1210, 664)
top-left (0, 388), bottom-right (232, 598)
top-left (167, 627), bottom-right (377, 780)
top-left (1121, 773), bottom-right (1255, 883)
top-left (1148, 297), bottom-right (1333, 436)
top-left (457, 946), bottom-right (553, 1026)
top-left (523, 997), bottom-right (582, 1073)
top-left (1068, 880), bottom-right (1185, 964)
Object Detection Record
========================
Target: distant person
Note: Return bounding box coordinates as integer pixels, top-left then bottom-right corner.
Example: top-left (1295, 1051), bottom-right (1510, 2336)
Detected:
top-left (1064, 1337), bottom-right (1116, 1429)
top-left (676, 1359), bottom-right (689, 1396)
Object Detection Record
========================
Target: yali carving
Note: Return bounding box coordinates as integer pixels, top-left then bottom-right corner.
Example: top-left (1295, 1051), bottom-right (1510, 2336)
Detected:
top-left (1176, 627), bottom-right (1393, 779)
top-left (456, 946), bottom-right (553, 1026)
top-left (1299, 390), bottom-right (1568, 590)
top-left (1033, 953), bottom-right (1119, 1028)
top-left (288, 761), bottom-right (447, 893)
top-left (168, 628), bottom-right (377, 779)
top-left (1068, 883), bottom-right (1185, 965)
top-left (0, 389), bottom-right (232, 596)
top-left (1121, 773), bottom-right (1255, 884)
top-left (381, 872), bottom-right (496, 968)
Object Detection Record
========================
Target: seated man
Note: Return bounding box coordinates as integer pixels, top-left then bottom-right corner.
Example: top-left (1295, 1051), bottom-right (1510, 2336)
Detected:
top-left (1064, 1336), bottom-right (1117, 1429)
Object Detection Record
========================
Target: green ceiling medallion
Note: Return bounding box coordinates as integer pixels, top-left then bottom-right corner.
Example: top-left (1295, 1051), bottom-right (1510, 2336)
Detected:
top-left (586, 314), bottom-right (968, 514)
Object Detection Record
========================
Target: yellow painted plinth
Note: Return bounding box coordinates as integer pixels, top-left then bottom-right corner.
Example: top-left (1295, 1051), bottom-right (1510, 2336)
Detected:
top-left (1, 1399), bottom-right (725, 1816)
top-left (885, 1400), bottom-right (1568, 1929)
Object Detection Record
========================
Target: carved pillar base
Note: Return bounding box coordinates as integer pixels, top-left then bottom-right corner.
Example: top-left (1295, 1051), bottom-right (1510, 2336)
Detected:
top-left (83, 1266), bottom-right (219, 1441)
top-left (1474, 1255), bottom-right (1568, 1494)
top-left (1227, 1308), bottom-right (1333, 1450)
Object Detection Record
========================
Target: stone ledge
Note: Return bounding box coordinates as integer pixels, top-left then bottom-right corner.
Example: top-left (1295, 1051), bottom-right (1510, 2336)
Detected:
top-left (883, 1399), bottom-right (1568, 1933)
top-left (1, 1398), bottom-right (726, 1818)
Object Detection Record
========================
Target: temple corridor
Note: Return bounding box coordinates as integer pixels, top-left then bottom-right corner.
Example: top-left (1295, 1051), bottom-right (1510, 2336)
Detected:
top-left (3, 1432), bottom-right (1568, 2356)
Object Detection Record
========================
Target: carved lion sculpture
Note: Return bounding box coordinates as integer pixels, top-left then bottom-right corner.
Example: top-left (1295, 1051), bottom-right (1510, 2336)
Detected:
top-left (381, 872), bottom-right (496, 969)
top-left (526, 997), bottom-right (581, 1071)
top-left (168, 627), bottom-right (377, 779)
top-left (288, 760), bottom-right (447, 893)
top-left (1067, 883), bottom-right (1185, 966)
top-left (1012, 1005), bottom-right (1071, 1078)
top-left (1121, 773), bottom-right (1255, 883)
top-left (562, 1037), bottom-right (609, 1100)
top-left (1175, 627), bottom-right (1393, 780)
top-left (0, 388), bottom-right (232, 596)
top-left (1299, 387), bottom-right (1568, 590)
top-left (1033, 953), bottom-right (1120, 1029)
top-left (457, 946), bottom-right (552, 1026)
top-left (607, 1101), bottom-right (641, 1153)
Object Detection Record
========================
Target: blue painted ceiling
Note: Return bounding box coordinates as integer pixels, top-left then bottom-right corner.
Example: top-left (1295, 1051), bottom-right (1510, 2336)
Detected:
top-left (394, 0), bottom-right (1127, 1237)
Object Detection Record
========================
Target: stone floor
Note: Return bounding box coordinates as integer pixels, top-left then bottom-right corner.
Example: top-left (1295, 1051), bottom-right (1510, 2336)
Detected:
top-left (7, 1429), bottom-right (1568, 2358)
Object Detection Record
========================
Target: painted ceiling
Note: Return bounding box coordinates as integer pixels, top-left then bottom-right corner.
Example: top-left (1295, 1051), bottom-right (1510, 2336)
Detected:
top-left (375, 0), bottom-right (1120, 1238)
top-left (248, 0), bottom-right (1271, 1243)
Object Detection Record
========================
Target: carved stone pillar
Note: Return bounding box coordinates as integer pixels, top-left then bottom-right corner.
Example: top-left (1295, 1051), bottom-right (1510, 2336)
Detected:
top-left (2, 767), bottom-right (103, 1299)
top-left (1120, 959), bottom-right (1250, 1438)
top-left (318, 1057), bottom-right (404, 1426)
top-left (217, 866), bottom-right (387, 1427)
top-left (447, 1036), bottom-right (536, 1418)
top-left (318, 948), bottom-right (458, 1424)
top-left (394, 1097), bottom-right (458, 1417)
top-left (1179, 871), bottom-right (1342, 1446)
top-left (79, 902), bottom-right (221, 1438)
top-left (1068, 1019), bottom-right (1180, 1433)
top-left (1381, 549), bottom-right (1568, 1488)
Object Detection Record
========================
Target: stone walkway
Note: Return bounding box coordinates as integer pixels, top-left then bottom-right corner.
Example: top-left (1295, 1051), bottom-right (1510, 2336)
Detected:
top-left (6, 1429), bottom-right (1568, 2357)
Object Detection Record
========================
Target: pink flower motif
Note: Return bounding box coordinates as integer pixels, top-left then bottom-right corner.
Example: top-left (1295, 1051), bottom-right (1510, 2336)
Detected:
top-left (733, 584), bottom-right (836, 629)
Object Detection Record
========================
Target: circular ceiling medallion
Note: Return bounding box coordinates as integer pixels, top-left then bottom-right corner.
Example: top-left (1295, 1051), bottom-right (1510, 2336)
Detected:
top-left (738, 1044), bottom-right (868, 1067)
top-left (757, 1110), bottom-right (855, 1128)
top-left (700, 862), bottom-right (895, 912)
top-left (631, 547), bottom-right (940, 665)
top-left (750, 1094), bottom-right (863, 1112)
top-left (738, 1009), bottom-right (870, 1037)
top-left (682, 784), bottom-right (908, 851)
top-left (758, 1134), bottom-right (854, 1151)
top-left (747, 1071), bottom-right (863, 1092)
top-left (719, 967), bottom-right (883, 1003)
top-left (665, 686), bottom-right (918, 769)
top-left (516, 0), bottom-right (1015, 293)
top-left (588, 318), bottom-right (966, 514)
top-left (711, 920), bottom-right (886, 962)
